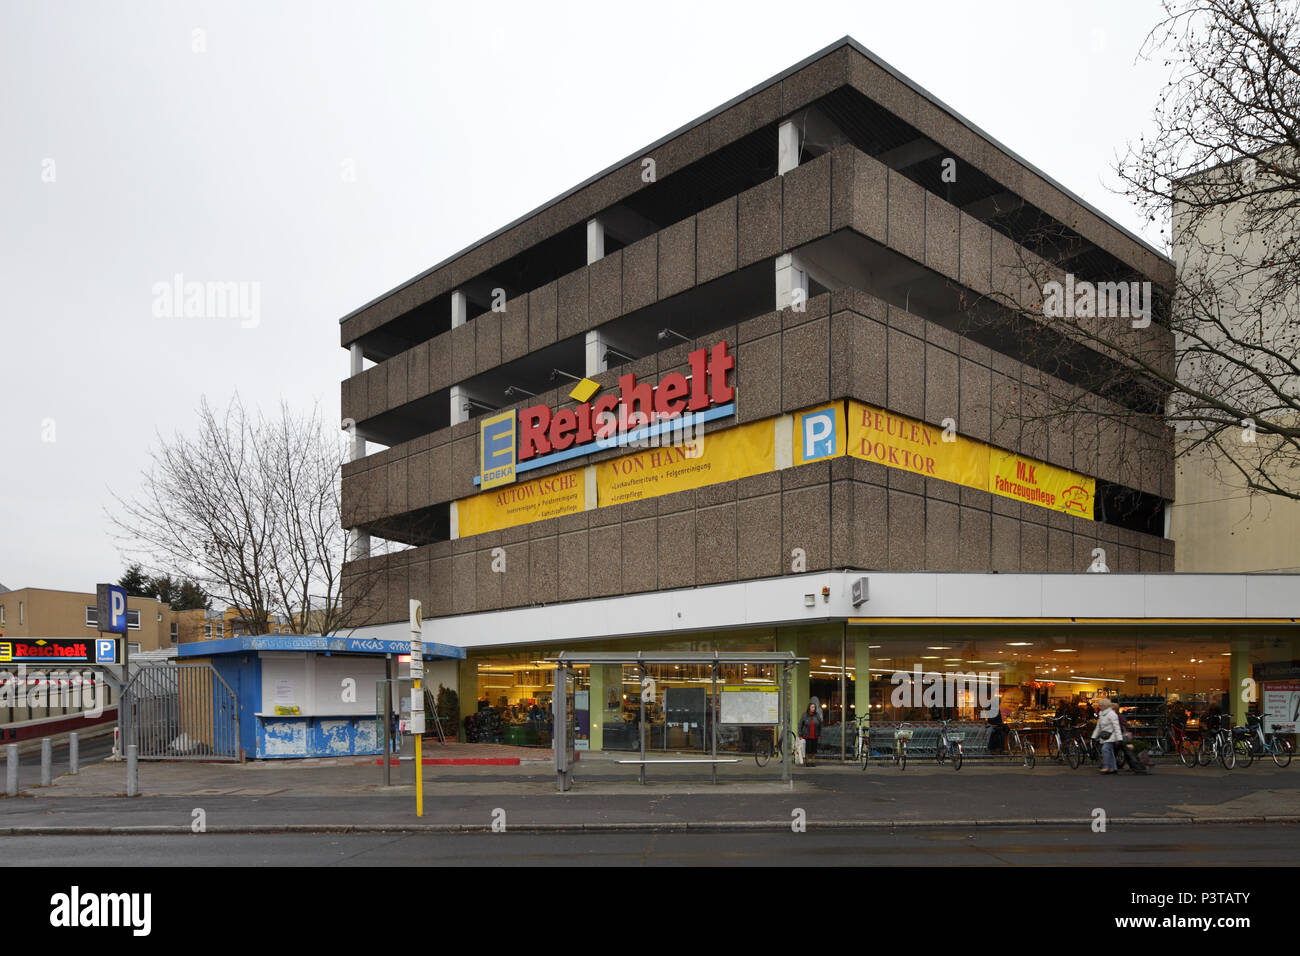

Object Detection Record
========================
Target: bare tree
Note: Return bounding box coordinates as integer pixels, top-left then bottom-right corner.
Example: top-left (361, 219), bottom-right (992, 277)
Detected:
top-left (968, 0), bottom-right (1299, 506)
top-left (111, 395), bottom-right (385, 635)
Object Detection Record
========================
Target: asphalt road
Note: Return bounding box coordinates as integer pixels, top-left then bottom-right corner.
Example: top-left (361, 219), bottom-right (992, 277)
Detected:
top-left (3, 825), bottom-right (1297, 866)
top-left (16, 732), bottom-right (114, 769)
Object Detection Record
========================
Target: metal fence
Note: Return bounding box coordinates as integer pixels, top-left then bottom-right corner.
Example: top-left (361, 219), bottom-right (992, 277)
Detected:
top-left (121, 663), bottom-right (240, 761)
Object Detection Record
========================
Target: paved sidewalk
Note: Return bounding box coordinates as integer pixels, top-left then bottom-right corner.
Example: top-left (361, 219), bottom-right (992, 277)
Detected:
top-left (3, 749), bottom-right (1300, 832)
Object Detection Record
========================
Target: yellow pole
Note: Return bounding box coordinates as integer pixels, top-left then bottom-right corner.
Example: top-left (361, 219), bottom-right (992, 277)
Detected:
top-left (410, 599), bottom-right (424, 818)
top-left (416, 673), bottom-right (423, 818)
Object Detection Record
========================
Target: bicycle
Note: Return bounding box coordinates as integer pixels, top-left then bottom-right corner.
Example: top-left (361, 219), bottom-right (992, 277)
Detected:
top-left (1046, 714), bottom-right (1071, 762)
top-left (893, 723), bottom-right (912, 770)
top-left (856, 716), bottom-right (872, 770)
top-left (1198, 715), bottom-right (1236, 769)
top-left (754, 727), bottom-right (798, 767)
top-left (935, 718), bottom-right (963, 771)
top-left (1238, 712), bottom-right (1294, 768)
top-left (1166, 720), bottom-right (1201, 768)
top-left (1062, 722), bottom-right (1093, 770)
top-left (1004, 721), bottom-right (1036, 769)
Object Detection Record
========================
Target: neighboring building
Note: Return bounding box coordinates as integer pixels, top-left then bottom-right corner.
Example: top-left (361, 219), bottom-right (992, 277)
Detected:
top-left (0, 587), bottom-right (172, 652)
top-left (336, 38), bottom-right (1297, 749)
top-left (1168, 149), bottom-right (1300, 573)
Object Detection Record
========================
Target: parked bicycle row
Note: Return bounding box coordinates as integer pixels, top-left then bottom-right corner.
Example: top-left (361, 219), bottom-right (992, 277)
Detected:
top-left (752, 710), bottom-right (1293, 772)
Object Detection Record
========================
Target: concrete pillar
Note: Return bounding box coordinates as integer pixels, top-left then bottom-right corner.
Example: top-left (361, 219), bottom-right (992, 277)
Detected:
top-left (778, 119), bottom-right (800, 175)
top-left (69, 732), bottom-right (79, 775)
top-left (349, 530), bottom-right (371, 562)
top-left (1230, 639), bottom-right (1252, 728)
top-left (775, 252), bottom-right (807, 311)
top-left (126, 744), bottom-right (138, 797)
top-left (450, 385), bottom-right (469, 426)
top-left (584, 330), bottom-right (607, 377)
top-left (586, 218), bottom-right (605, 265)
top-left (40, 738), bottom-right (51, 786)
top-left (349, 342), bottom-right (364, 376)
top-left (5, 744), bottom-right (16, 796)
top-left (451, 290), bottom-right (468, 329)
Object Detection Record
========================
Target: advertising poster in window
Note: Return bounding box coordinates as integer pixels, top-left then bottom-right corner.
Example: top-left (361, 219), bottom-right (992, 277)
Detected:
top-left (1262, 682), bottom-right (1300, 735)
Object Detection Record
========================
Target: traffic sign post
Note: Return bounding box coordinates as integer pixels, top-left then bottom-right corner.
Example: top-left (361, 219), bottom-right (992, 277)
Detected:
top-left (410, 599), bottom-right (423, 818)
top-left (96, 584), bottom-right (129, 755)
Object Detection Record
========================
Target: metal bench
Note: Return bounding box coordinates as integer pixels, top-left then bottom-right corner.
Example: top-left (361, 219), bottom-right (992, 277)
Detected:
top-left (616, 756), bottom-right (742, 784)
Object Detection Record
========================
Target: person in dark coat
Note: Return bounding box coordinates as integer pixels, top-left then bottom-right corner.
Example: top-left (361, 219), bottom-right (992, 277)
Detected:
top-left (798, 701), bottom-right (823, 766)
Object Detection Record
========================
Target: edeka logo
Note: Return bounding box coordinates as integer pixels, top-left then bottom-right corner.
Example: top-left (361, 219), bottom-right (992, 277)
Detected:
top-left (798, 409), bottom-right (837, 461)
top-left (479, 410), bottom-right (517, 491)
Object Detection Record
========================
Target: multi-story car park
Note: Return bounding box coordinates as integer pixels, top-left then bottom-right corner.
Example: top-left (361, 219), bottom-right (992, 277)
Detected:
top-left (337, 38), bottom-right (1298, 758)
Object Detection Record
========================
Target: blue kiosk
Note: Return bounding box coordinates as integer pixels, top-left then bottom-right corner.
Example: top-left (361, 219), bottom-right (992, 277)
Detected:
top-left (178, 634), bottom-right (464, 759)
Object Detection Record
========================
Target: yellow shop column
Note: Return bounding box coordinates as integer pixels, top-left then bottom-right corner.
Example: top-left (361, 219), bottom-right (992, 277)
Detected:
top-left (776, 628), bottom-right (811, 739)
top-left (1230, 639), bottom-right (1252, 728)
top-left (457, 658), bottom-right (478, 742)
top-left (587, 665), bottom-right (621, 751)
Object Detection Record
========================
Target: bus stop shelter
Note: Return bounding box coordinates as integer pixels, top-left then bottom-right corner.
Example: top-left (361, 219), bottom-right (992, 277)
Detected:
top-left (547, 650), bottom-right (806, 791)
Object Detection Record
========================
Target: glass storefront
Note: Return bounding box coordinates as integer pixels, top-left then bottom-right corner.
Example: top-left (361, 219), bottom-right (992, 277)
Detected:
top-left (455, 624), bottom-right (1300, 756)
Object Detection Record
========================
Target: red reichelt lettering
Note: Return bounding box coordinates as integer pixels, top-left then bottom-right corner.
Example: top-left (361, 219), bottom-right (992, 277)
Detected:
top-left (514, 342), bottom-right (735, 461)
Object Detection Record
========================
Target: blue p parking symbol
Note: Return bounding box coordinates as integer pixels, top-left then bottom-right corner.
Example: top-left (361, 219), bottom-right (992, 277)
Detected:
top-left (800, 410), bottom-right (836, 461)
top-left (96, 639), bottom-right (117, 663)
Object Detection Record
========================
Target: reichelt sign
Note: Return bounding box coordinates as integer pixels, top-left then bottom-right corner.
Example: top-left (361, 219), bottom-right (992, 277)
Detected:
top-left (479, 342), bottom-right (735, 488)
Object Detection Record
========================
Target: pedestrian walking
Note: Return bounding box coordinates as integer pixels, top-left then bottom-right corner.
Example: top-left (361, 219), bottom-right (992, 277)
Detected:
top-left (1092, 697), bottom-right (1121, 774)
top-left (798, 701), bottom-right (822, 767)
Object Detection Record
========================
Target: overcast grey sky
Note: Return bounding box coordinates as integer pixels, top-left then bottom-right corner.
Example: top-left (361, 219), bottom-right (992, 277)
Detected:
top-left (0, 0), bottom-right (1172, 593)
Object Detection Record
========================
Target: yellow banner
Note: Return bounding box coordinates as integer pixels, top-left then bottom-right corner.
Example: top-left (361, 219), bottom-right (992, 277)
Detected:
top-left (848, 401), bottom-right (987, 487)
top-left (989, 450), bottom-right (1094, 518)
top-left (596, 418), bottom-right (774, 506)
top-left (848, 401), bottom-right (1093, 520)
top-left (457, 467), bottom-right (587, 537)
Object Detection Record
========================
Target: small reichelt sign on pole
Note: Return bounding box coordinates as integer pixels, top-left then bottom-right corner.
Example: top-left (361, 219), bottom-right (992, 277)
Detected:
top-left (409, 599), bottom-right (424, 817)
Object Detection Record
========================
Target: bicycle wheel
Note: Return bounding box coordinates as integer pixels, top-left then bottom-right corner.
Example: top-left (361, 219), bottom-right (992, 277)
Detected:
top-left (899, 741), bottom-right (907, 771)
top-left (1023, 741), bottom-right (1036, 769)
top-left (1218, 735), bottom-right (1236, 770)
top-left (1197, 736), bottom-right (1213, 767)
top-left (1047, 733), bottom-right (1060, 760)
top-left (1178, 737), bottom-right (1199, 768)
top-left (1065, 739), bottom-right (1082, 770)
top-left (1272, 737), bottom-right (1293, 768)
top-left (754, 733), bottom-right (772, 767)
top-left (952, 742), bottom-right (963, 771)
top-left (1234, 737), bottom-right (1254, 768)
top-left (936, 738), bottom-right (947, 765)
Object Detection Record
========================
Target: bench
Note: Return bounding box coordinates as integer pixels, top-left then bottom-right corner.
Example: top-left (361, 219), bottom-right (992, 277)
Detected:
top-left (616, 757), bottom-right (741, 784)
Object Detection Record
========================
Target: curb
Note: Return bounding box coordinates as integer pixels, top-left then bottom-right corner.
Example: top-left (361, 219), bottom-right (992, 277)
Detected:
top-left (0, 816), bottom-right (1295, 835)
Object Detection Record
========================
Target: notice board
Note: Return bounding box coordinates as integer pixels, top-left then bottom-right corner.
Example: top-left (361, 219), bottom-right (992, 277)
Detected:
top-left (719, 685), bottom-right (779, 725)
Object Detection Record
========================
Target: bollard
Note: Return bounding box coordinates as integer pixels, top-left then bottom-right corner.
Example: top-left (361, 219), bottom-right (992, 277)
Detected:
top-left (126, 744), bottom-right (138, 797)
top-left (5, 744), bottom-right (16, 796)
top-left (41, 738), bottom-right (52, 787)
top-left (69, 733), bottom-right (79, 775)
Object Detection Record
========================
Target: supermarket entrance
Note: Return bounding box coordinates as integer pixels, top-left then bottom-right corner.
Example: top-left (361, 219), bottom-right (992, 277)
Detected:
top-left (549, 650), bottom-right (806, 792)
